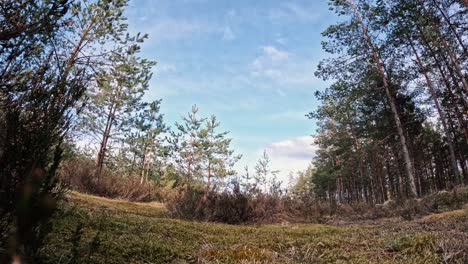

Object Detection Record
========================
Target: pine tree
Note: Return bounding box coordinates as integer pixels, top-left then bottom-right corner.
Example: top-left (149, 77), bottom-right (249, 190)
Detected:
top-left (127, 100), bottom-right (168, 183)
top-left (79, 46), bottom-right (155, 180)
top-left (199, 115), bottom-right (242, 190)
top-left (310, 0), bottom-right (467, 203)
top-left (169, 105), bottom-right (206, 183)
top-left (0, 0), bottom-right (139, 260)
top-left (254, 150), bottom-right (280, 194)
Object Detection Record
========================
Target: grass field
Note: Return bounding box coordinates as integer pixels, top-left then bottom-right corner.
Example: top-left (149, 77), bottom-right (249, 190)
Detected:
top-left (40, 192), bottom-right (468, 263)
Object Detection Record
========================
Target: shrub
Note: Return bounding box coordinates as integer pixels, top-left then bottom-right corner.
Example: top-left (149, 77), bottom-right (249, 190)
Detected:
top-left (165, 184), bottom-right (252, 224)
top-left (165, 185), bottom-right (206, 220)
top-left (166, 184), bottom-right (335, 224)
top-left (58, 158), bottom-right (161, 202)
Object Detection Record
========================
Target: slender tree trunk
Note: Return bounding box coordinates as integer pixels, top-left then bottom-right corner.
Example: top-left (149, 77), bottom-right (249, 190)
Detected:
top-left (406, 33), bottom-right (460, 184)
top-left (430, 0), bottom-right (467, 54)
top-left (461, 153), bottom-right (468, 185)
top-left (54, 12), bottom-right (98, 112)
top-left (347, 0), bottom-right (418, 197)
top-left (419, 1), bottom-right (468, 92)
top-left (95, 86), bottom-right (122, 180)
top-left (416, 25), bottom-right (468, 110)
top-left (347, 117), bottom-right (367, 202)
top-left (61, 13), bottom-right (97, 82)
top-left (435, 62), bottom-right (468, 145)
top-left (435, 29), bottom-right (468, 93)
top-left (207, 160), bottom-right (211, 190)
top-left (128, 152), bottom-right (136, 177)
top-left (446, 109), bottom-right (465, 185)
top-left (440, 51), bottom-right (468, 107)
top-left (140, 131), bottom-right (152, 184)
top-left (95, 103), bottom-right (115, 180)
top-left (140, 150), bottom-right (147, 184)
top-left (417, 24), bottom-right (468, 145)
top-left (206, 130), bottom-right (214, 191)
top-left (385, 161), bottom-right (393, 201)
top-left (187, 134), bottom-right (194, 181)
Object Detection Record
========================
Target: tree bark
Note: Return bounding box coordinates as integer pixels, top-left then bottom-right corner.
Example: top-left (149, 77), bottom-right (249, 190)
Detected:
top-left (435, 28), bottom-right (468, 93)
top-left (430, 0), bottom-right (467, 54)
top-left (416, 24), bottom-right (468, 110)
top-left (347, 0), bottom-right (418, 197)
top-left (140, 130), bottom-right (152, 184)
top-left (406, 32), bottom-right (461, 184)
top-left (95, 86), bottom-right (122, 180)
top-left (95, 103), bottom-right (115, 180)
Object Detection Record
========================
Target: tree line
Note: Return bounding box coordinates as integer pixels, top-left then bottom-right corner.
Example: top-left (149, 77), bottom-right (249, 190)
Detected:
top-left (302, 0), bottom-right (467, 204)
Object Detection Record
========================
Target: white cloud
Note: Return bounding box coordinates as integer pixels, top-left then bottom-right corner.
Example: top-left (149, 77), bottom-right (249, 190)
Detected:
top-left (222, 26), bottom-right (236, 41)
top-left (249, 46), bottom-right (318, 86)
top-left (266, 136), bottom-right (317, 161)
top-left (156, 63), bottom-right (177, 74)
top-left (275, 37), bottom-right (287, 45)
top-left (233, 136), bottom-right (317, 188)
top-left (145, 18), bottom-right (212, 41)
top-left (262, 46), bottom-right (289, 61)
top-left (226, 9), bottom-right (238, 20)
top-left (269, 3), bottom-right (321, 23)
top-left (263, 136), bottom-right (318, 184)
top-left (276, 88), bottom-right (286, 97)
top-left (266, 110), bottom-right (309, 121)
top-left (250, 45), bottom-right (289, 77)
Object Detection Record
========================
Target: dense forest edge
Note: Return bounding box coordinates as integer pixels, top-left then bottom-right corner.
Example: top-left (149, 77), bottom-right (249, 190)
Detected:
top-left (0, 0), bottom-right (467, 263)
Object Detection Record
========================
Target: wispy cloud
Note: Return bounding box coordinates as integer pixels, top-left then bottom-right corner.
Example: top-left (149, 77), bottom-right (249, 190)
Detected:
top-left (251, 136), bottom-right (318, 185)
top-left (251, 45), bottom-right (289, 77)
top-left (266, 110), bottom-right (309, 121)
top-left (275, 37), bottom-right (287, 45)
top-left (266, 136), bottom-right (317, 161)
top-left (222, 26), bottom-right (236, 41)
top-left (262, 46), bottom-right (289, 61)
top-left (155, 63), bottom-right (177, 74)
top-left (269, 2), bottom-right (321, 23)
top-left (144, 18), bottom-right (214, 42)
top-left (276, 88), bottom-right (286, 97)
top-left (249, 45), bottom-right (318, 86)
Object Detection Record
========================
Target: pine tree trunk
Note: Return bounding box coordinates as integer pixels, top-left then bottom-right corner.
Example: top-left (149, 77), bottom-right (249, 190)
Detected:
top-left (429, 0), bottom-right (467, 54)
top-left (419, 1), bottom-right (468, 92)
top-left (436, 29), bottom-right (468, 93)
top-left (95, 87), bottom-right (121, 180)
top-left (95, 104), bottom-right (115, 180)
top-left (62, 13), bottom-right (97, 80)
top-left (207, 161), bottom-right (211, 191)
top-left (346, 117), bottom-right (367, 202)
top-left (416, 25), bottom-right (468, 145)
top-left (435, 62), bottom-right (468, 145)
top-left (140, 131), bottom-right (152, 184)
top-left (406, 33), bottom-right (461, 185)
top-left (128, 153), bottom-right (136, 177)
top-left (416, 25), bottom-right (468, 110)
top-left (187, 135), bottom-right (194, 181)
top-left (347, 0), bottom-right (418, 197)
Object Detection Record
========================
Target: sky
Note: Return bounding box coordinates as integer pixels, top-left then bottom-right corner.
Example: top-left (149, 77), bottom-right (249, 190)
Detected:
top-left (125, 0), bottom-right (338, 183)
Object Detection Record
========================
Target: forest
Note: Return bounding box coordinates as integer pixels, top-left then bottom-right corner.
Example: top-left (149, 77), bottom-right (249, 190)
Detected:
top-left (0, 0), bottom-right (467, 263)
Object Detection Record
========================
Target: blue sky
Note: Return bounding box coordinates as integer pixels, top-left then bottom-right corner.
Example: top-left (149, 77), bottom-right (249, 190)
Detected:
top-left (125, 0), bottom-right (338, 182)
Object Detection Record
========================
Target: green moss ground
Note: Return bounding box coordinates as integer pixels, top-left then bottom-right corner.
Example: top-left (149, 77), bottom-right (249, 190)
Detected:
top-left (40, 192), bottom-right (468, 263)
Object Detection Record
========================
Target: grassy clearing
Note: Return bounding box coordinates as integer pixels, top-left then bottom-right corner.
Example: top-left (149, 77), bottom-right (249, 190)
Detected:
top-left (40, 192), bottom-right (467, 263)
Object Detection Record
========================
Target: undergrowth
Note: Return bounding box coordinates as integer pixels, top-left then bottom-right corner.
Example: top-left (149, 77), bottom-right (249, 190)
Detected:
top-left (37, 192), bottom-right (468, 263)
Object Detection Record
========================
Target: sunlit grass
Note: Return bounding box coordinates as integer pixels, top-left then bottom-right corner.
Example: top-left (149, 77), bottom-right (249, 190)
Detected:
top-left (39, 192), bottom-right (468, 263)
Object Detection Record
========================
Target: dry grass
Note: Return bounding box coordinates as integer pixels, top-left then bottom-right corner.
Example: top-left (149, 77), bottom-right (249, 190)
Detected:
top-left (68, 191), bottom-right (167, 218)
top-left (59, 158), bottom-right (163, 202)
top-left (38, 191), bottom-right (468, 263)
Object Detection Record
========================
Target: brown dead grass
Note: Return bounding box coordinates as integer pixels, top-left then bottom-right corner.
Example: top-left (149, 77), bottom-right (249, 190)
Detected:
top-left (39, 191), bottom-right (468, 263)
